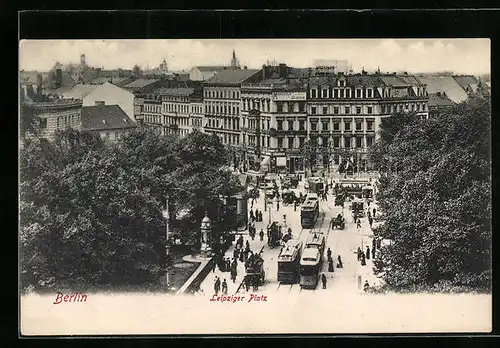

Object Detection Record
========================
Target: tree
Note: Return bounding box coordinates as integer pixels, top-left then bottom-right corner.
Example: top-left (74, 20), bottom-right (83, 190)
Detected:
top-left (372, 99), bottom-right (491, 292)
top-left (20, 103), bottom-right (40, 142)
top-left (299, 139), bottom-right (317, 174)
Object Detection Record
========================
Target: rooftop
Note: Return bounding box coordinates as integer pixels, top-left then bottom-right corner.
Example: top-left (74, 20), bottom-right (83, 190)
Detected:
top-left (81, 105), bottom-right (137, 131)
top-left (195, 66), bottom-right (230, 72)
top-left (418, 76), bottom-right (468, 104)
top-left (428, 92), bottom-right (455, 108)
top-left (62, 84), bottom-right (99, 99)
top-left (152, 87), bottom-right (195, 97)
top-left (123, 78), bottom-right (160, 89)
top-left (453, 75), bottom-right (480, 93)
top-left (204, 69), bottom-right (261, 85)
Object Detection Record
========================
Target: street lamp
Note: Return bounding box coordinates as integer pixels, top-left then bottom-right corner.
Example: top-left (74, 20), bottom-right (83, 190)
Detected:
top-left (162, 197), bottom-right (171, 259)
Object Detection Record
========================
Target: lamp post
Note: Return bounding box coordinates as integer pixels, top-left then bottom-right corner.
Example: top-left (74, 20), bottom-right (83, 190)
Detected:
top-left (162, 198), bottom-right (171, 259)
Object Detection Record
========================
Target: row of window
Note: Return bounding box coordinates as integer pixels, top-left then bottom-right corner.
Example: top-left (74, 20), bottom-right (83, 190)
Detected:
top-left (204, 101), bottom-right (240, 115)
top-left (381, 103), bottom-right (427, 113)
top-left (205, 116), bottom-right (240, 130)
top-left (308, 119), bottom-right (374, 132)
top-left (55, 113), bottom-right (80, 129)
top-left (244, 135), bottom-right (374, 149)
top-left (161, 96), bottom-right (190, 103)
top-left (205, 89), bottom-right (240, 100)
top-left (143, 104), bottom-right (162, 114)
top-left (310, 105), bottom-right (374, 115)
top-left (162, 103), bottom-right (189, 114)
top-left (309, 86), bottom-right (427, 99)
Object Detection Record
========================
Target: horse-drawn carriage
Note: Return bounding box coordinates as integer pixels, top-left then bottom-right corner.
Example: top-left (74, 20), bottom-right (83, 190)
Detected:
top-left (282, 189), bottom-right (299, 205)
top-left (334, 192), bottom-right (346, 207)
top-left (330, 214), bottom-right (345, 230)
top-left (243, 249), bottom-right (265, 291)
top-left (267, 221), bottom-right (283, 248)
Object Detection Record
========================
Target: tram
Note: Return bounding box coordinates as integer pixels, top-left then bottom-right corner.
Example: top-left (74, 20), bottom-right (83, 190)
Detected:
top-left (362, 185), bottom-right (374, 201)
top-left (277, 239), bottom-right (303, 283)
top-left (299, 247), bottom-right (323, 289)
top-left (305, 231), bottom-right (326, 256)
top-left (307, 177), bottom-right (327, 195)
top-left (351, 197), bottom-right (364, 220)
top-left (300, 199), bottom-right (319, 228)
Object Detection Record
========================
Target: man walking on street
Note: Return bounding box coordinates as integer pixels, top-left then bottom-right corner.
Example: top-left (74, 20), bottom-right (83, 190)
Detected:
top-left (357, 218), bottom-right (361, 229)
top-left (214, 277), bottom-right (221, 295)
top-left (222, 279), bottom-right (228, 295)
top-left (366, 246), bottom-right (371, 260)
top-left (321, 273), bottom-right (327, 289)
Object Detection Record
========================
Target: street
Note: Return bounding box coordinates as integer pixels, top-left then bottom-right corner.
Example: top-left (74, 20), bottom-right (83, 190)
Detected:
top-left (199, 173), bottom-right (381, 297)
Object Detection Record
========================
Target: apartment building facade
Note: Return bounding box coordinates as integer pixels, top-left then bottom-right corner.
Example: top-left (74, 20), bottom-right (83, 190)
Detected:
top-left (306, 72), bottom-right (429, 172)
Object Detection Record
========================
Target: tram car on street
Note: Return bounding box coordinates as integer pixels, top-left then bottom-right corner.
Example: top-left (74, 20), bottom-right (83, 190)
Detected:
top-left (277, 239), bottom-right (303, 283)
top-left (307, 177), bottom-right (327, 195)
top-left (331, 213), bottom-right (345, 230)
top-left (300, 199), bottom-right (319, 228)
top-left (299, 247), bottom-right (323, 289)
top-left (267, 221), bottom-right (283, 248)
top-left (305, 231), bottom-right (326, 256)
top-left (351, 198), bottom-right (364, 220)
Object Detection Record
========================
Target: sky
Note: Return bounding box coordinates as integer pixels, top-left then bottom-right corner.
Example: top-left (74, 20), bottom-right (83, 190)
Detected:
top-left (19, 39), bottom-right (490, 75)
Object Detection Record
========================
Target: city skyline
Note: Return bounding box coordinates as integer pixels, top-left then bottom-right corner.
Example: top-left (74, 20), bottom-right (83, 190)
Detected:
top-left (19, 39), bottom-right (490, 75)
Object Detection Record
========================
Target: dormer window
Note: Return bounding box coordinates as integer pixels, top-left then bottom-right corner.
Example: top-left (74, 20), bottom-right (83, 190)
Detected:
top-left (367, 89), bottom-right (373, 98)
top-left (338, 79), bottom-right (346, 87)
top-left (356, 88), bottom-right (363, 98)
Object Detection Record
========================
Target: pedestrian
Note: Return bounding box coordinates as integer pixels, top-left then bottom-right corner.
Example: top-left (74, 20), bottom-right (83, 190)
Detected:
top-left (212, 260), bottom-right (217, 273)
top-left (233, 247), bottom-right (239, 261)
top-left (251, 197), bottom-right (254, 209)
top-left (337, 255), bottom-right (343, 268)
top-left (321, 273), bottom-right (327, 289)
top-left (259, 229), bottom-right (264, 241)
top-left (225, 258), bottom-right (231, 272)
top-left (258, 210), bottom-right (262, 222)
top-left (222, 279), bottom-right (228, 295)
top-left (245, 240), bottom-right (250, 253)
top-left (328, 259), bottom-right (334, 272)
top-left (214, 277), bottom-right (221, 295)
top-left (239, 249), bottom-right (244, 263)
top-left (369, 216), bottom-right (373, 228)
top-left (363, 280), bottom-right (370, 292)
top-left (361, 252), bottom-right (366, 266)
top-left (373, 208), bottom-right (376, 217)
top-left (230, 261), bottom-right (237, 283)
top-left (357, 247), bottom-right (362, 261)
top-left (357, 218), bottom-right (361, 229)
top-left (327, 247), bottom-right (332, 262)
top-left (293, 200), bottom-right (297, 211)
top-left (366, 246), bottom-right (371, 260)
top-left (250, 209), bottom-right (254, 222)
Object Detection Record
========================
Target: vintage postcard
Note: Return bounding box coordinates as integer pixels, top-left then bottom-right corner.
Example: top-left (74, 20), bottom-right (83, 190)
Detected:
top-left (19, 38), bottom-right (492, 335)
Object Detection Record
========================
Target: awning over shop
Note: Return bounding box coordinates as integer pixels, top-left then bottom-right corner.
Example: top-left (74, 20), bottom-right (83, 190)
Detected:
top-left (276, 157), bottom-right (287, 167)
top-left (261, 156), bottom-right (270, 166)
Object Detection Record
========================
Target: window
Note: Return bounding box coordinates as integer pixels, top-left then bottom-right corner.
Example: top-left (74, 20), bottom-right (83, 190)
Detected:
top-left (288, 120), bottom-right (294, 131)
top-left (277, 138), bottom-right (283, 149)
top-left (299, 137), bottom-right (305, 147)
top-left (344, 137), bottom-right (351, 148)
top-left (322, 89), bottom-right (328, 98)
top-left (344, 121), bottom-right (351, 131)
top-left (356, 137), bottom-right (362, 148)
top-left (311, 106), bottom-right (317, 114)
top-left (277, 120), bottom-right (283, 131)
top-left (334, 106), bottom-right (339, 114)
top-left (311, 122), bottom-right (318, 131)
top-left (299, 120), bottom-right (305, 131)
top-left (267, 120), bottom-right (270, 129)
top-left (56, 117), bottom-right (60, 128)
top-left (323, 106), bottom-right (328, 115)
top-left (367, 89), bottom-right (373, 98)
top-left (95, 101), bottom-right (105, 106)
top-left (298, 102), bottom-right (305, 112)
top-left (311, 89), bottom-right (317, 98)
top-left (367, 120), bottom-right (374, 131)
top-left (333, 137), bottom-right (340, 148)
top-left (40, 118), bottom-right (47, 129)
top-left (356, 106), bottom-right (362, 114)
top-left (345, 106), bottom-right (350, 114)
top-left (367, 106), bottom-right (373, 114)
top-left (288, 137), bottom-right (294, 149)
top-left (366, 137), bottom-right (374, 147)
top-left (277, 102), bottom-right (283, 113)
top-left (333, 122), bottom-right (340, 131)
top-left (356, 122), bottom-right (362, 131)
top-left (322, 122), bottom-right (329, 131)
top-left (322, 137), bottom-right (328, 147)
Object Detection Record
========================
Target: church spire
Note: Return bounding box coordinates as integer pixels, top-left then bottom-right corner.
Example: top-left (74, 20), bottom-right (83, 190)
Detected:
top-left (230, 49), bottom-right (240, 69)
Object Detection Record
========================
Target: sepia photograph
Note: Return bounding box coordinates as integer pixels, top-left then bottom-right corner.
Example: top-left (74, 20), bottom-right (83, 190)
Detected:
top-left (19, 38), bottom-right (492, 335)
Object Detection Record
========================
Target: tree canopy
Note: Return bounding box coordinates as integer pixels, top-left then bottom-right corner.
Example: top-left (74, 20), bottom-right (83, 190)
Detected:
top-left (370, 98), bottom-right (491, 292)
top-left (20, 128), bottom-right (243, 292)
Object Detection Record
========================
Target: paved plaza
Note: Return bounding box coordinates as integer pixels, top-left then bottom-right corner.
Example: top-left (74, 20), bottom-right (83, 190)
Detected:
top-left (198, 173), bottom-right (382, 298)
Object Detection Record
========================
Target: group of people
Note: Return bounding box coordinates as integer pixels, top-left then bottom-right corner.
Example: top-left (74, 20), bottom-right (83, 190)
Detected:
top-left (213, 276), bottom-right (228, 296)
top-left (357, 245), bottom-right (372, 266)
top-left (249, 209), bottom-right (263, 223)
top-left (326, 247), bottom-right (344, 273)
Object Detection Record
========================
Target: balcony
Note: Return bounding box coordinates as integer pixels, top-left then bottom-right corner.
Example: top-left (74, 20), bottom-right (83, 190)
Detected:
top-left (355, 129), bottom-right (364, 134)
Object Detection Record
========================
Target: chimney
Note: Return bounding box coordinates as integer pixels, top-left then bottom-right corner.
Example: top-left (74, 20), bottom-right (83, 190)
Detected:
top-left (55, 69), bottom-right (63, 88)
top-left (362, 70), bottom-right (367, 75)
top-left (437, 92), bottom-right (441, 97)
top-left (244, 66), bottom-right (247, 70)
